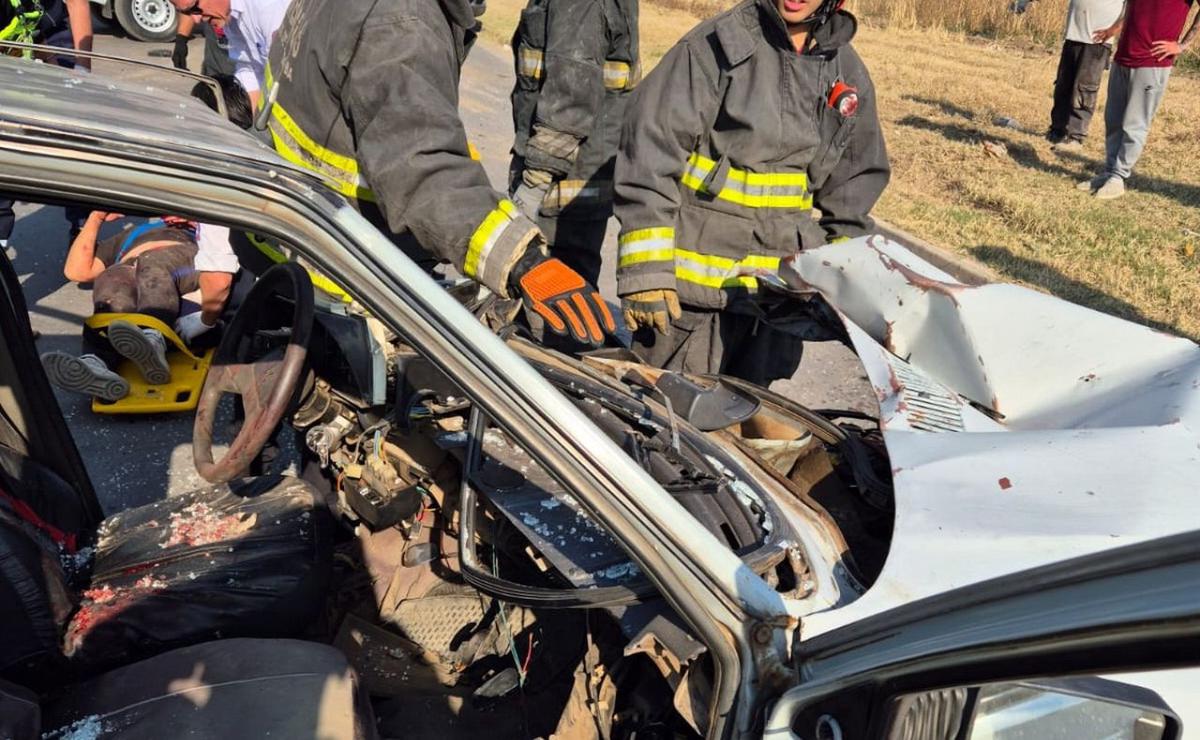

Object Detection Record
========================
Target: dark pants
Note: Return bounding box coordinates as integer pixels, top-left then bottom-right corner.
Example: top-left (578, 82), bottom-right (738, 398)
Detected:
top-left (632, 307), bottom-right (805, 387)
top-left (1050, 40), bottom-right (1111, 143)
top-left (0, 198), bottom-right (13, 243)
top-left (92, 243), bottom-right (199, 325)
top-left (507, 156), bottom-right (609, 286)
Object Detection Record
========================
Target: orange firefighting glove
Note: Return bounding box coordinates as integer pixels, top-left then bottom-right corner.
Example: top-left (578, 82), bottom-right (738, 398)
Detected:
top-left (621, 289), bottom-right (682, 335)
top-left (509, 251), bottom-right (616, 347)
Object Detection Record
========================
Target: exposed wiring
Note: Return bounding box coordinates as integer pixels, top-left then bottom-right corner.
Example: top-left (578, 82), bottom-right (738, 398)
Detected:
top-left (493, 545), bottom-right (527, 686)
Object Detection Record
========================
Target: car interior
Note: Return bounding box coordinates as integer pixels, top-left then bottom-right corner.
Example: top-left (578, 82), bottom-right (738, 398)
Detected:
top-left (0, 198), bottom-right (896, 739)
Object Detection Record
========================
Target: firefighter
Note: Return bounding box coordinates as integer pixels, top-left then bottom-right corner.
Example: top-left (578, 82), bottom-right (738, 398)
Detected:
top-left (508, 0), bottom-right (639, 285)
top-left (263, 0), bottom-right (615, 347)
top-left (615, 0), bottom-right (889, 384)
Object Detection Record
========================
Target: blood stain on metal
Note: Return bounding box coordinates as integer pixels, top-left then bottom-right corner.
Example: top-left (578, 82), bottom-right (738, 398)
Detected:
top-left (998, 477), bottom-right (1012, 491)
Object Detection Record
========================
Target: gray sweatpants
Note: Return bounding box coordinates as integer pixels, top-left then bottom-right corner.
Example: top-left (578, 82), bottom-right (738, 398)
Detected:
top-left (1103, 62), bottom-right (1172, 180)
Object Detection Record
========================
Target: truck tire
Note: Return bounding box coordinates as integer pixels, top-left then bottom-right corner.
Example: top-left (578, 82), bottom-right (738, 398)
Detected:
top-left (113, 0), bottom-right (177, 42)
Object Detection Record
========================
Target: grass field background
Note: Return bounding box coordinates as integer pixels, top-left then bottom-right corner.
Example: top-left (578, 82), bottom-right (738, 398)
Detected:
top-left (481, 0), bottom-right (1200, 338)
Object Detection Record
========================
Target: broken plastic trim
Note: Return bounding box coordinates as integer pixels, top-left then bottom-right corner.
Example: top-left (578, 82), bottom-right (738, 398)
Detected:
top-left (458, 406), bottom-right (659, 608)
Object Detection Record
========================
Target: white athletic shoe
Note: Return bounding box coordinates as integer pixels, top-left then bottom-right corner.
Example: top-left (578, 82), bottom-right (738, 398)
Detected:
top-left (41, 352), bottom-right (129, 402)
top-left (1093, 176), bottom-right (1126, 200)
top-left (1076, 174), bottom-right (1108, 193)
top-left (108, 320), bottom-right (171, 385)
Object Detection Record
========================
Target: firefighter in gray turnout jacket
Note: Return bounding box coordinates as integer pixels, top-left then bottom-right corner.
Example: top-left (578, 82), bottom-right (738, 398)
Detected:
top-left (615, 0), bottom-right (889, 384)
top-left (509, 0), bottom-right (639, 285)
top-left (263, 0), bottom-right (615, 347)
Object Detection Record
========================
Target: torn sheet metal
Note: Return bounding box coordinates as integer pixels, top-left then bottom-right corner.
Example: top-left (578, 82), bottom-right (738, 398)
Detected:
top-left (782, 235), bottom-right (1200, 430)
top-left (783, 237), bottom-right (1200, 638)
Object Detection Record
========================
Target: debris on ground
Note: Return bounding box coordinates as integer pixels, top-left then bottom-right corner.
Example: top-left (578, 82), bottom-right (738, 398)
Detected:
top-left (982, 141), bottom-right (1009, 159)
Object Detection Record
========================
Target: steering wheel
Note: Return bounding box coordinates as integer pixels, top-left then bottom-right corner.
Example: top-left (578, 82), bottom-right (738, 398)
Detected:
top-left (194, 263), bottom-right (314, 484)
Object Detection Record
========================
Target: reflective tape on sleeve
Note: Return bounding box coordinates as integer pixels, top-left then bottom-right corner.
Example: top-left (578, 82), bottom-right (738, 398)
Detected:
top-left (464, 199), bottom-right (521, 280)
top-left (618, 227), bottom-right (675, 268)
top-left (517, 46), bottom-right (636, 91)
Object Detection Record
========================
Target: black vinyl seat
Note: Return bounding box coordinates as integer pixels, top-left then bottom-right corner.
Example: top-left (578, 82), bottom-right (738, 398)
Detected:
top-left (2, 638), bottom-right (375, 740)
top-left (0, 467), bottom-right (333, 683)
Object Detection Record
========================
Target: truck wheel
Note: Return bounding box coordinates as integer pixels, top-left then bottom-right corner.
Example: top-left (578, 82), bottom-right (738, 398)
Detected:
top-left (114, 0), bottom-right (177, 42)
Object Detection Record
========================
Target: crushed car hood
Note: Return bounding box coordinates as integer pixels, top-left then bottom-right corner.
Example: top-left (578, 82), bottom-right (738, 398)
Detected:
top-left (781, 236), bottom-right (1200, 636)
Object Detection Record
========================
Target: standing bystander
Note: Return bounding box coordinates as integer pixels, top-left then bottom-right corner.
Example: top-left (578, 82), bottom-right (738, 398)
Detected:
top-left (168, 0), bottom-right (292, 111)
top-left (1047, 0), bottom-right (1125, 152)
top-left (1078, 0), bottom-right (1199, 198)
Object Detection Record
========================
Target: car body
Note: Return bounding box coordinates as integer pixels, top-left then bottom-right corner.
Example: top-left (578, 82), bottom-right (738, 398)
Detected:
top-left (2, 56), bottom-right (1199, 738)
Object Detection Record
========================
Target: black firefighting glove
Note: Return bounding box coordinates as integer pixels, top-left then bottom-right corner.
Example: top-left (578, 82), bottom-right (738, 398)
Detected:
top-left (509, 249), bottom-right (616, 347)
top-left (171, 34), bottom-right (189, 70)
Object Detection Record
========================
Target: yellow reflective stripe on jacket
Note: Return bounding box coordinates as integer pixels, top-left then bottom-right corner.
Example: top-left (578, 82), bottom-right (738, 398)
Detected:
top-left (517, 46), bottom-right (635, 91)
top-left (267, 103), bottom-right (376, 203)
top-left (245, 233), bottom-right (353, 303)
top-left (464, 199), bottom-right (521, 280)
top-left (673, 248), bottom-right (780, 290)
top-left (681, 153), bottom-right (812, 209)
top-left (262, 64), bottom-right (375, 203)
top-left (617, 227), bottom-right (675, 268)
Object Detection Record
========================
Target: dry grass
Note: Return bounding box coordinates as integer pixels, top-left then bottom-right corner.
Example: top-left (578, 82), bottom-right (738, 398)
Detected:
top-left (855, 0), bottom-right (1071, 46)
top-left (480, 0), bottom-right (1200, 338)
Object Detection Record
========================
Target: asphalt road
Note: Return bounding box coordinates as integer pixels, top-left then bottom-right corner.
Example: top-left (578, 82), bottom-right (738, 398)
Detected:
top-left (11, 28), bottom-right (875, 515)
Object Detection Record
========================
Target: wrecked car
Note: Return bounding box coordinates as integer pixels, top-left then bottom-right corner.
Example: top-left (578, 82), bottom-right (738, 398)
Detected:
top-left (2, 55), bottom-right (1200, 740)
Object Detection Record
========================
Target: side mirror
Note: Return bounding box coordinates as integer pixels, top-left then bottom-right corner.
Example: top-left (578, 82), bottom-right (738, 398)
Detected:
top-left (885, 677), bottom-right (1179, 740)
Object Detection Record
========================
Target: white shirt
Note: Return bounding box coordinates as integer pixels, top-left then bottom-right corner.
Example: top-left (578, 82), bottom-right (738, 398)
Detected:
top-left (1065, 0), bottom-right (1125, 45)
top-left (226, 0), bottom-right (292, 94)
top-left (193, 224), bottom-right (240, 274)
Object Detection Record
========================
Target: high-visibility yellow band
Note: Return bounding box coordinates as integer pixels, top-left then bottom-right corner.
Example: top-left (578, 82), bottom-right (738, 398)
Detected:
top-left (681, 152), bottom-right (812, 209)
top-left (619, 227), bottom-right (675, 246)
top-left (619, 249), bottom-right (674, 268)
top-left (517, 46), bottom-right (636, 90)
top-left (618, 227), bottom-right (675, 268)
top-left (602, 60), bottom-right (634, 90)
top-left (673, 248), bottom-right (780, 290)
top-left (517, 45), bottom-right (545, 80)
top-left (464, 199), bottom-right (520, 280)
top-left (1, 8), bottom-right (41, 44)
top-left (246, 233), bottom-right (353, 303)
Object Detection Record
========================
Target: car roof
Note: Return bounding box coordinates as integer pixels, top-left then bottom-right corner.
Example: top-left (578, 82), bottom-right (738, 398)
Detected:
top-left (0, 56), bottom-right (281, 168)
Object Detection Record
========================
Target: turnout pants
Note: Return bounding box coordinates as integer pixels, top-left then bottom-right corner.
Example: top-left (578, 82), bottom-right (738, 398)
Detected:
top-left (1050, 40), bottom-right (1110, 143)
top-left (508, 157), bottom-right (608, 286)
top-left (631, 306), bottom-right (805, 387)
top-left (1103, 63), bottom-right (1172, 180)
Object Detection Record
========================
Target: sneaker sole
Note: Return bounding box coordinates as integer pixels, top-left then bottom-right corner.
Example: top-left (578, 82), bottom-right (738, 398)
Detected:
top-left (42, 352), bottom-right (129, 402)
top-left (1095, 189), bottom-right (1125, 200)
top-left (108, 321), bottom-right (171, 385)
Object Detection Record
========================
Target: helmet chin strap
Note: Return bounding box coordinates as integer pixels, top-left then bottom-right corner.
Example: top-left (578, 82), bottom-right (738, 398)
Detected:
top-left (792, 0), bottom-right (841, 53)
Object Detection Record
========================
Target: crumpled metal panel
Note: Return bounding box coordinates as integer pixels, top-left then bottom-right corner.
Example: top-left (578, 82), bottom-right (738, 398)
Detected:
top-left (778, 236), bottom-right (1200, 638)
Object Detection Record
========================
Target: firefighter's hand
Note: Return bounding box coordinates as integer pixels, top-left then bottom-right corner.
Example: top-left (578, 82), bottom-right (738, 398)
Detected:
top-left (510, 252), bottom-right (616, 347)
top-left (621, 289), bottom-right (682, 335)
top-left (171, 34), bottom-right (190, 70)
